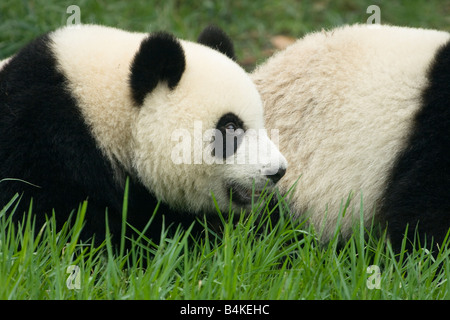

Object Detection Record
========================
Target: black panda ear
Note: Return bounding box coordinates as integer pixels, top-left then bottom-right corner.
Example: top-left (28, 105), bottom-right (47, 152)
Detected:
top-left (197, 25), bottom-right (236, 60)
top-left (129, 32), bottom-right (186, 105)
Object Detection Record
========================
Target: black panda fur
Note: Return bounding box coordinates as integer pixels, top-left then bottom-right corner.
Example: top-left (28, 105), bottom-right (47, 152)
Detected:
top-left (382, 40), bottom-right (450, 251)
top-left (197, 25), bottom-right (236, 61)
top-left (129, 32), bottom-right (186, 105)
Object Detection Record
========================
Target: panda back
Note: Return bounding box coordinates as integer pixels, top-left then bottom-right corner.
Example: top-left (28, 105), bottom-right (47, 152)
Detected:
top-left (252, 24), bottom-right (450, 242)
top-left (0, 31), bottom-right (124, 236)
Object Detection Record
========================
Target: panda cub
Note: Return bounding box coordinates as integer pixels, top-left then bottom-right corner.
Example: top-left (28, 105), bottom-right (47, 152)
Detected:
top-left (0, 24), bottom-right (287, 243)
top-left (252, 24), bottom-right (450, 251)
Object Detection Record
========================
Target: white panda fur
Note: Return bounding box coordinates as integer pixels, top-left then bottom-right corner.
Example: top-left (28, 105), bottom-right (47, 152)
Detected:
top-left (252, 24), bottom-right (450, 249)
top-left (0, 58), bottom-right (11, 70)
top-left (0, 24), bottom-right (287, 243)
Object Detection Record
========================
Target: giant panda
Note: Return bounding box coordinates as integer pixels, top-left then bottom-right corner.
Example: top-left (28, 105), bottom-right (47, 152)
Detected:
top-left (252, 24), bottom-right (450, 251)
top-left (0, 24), bottom-right (287, 244)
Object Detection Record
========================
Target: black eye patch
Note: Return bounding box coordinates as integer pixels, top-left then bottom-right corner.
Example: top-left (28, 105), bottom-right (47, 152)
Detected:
top-left (212, 112), bottom-right (245, 159)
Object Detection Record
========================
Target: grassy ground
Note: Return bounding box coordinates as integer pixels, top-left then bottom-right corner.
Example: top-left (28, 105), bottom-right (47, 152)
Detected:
top-left (2, 191), bottom-right (450, 300)
top-left (1, 0), bottom-right (450, 302)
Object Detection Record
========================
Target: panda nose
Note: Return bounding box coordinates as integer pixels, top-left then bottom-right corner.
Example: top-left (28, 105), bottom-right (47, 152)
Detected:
top-left (266, 167), bottom-right (286, 184)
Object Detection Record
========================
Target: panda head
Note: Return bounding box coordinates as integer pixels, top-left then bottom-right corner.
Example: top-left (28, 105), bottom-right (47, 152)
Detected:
top-left (129, 26), bottom-right (287, 214)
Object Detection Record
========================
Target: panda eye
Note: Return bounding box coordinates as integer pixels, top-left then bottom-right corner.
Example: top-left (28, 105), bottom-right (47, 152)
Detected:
top-left (225, 122), bottom-right (237, 132)
top-left (213, 112), bottom-right (245, 159)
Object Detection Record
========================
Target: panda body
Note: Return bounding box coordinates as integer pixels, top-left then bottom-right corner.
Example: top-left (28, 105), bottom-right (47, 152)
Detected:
top-left (0, 24), bottom-right (287, 243)
top-left (252, 24), bottom-right (450, 249)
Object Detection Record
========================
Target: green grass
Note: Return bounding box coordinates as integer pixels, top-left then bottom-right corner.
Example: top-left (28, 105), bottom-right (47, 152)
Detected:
top-left (1, 0), bottom-right (450, 301)
top-left (2, 190), bottom-right (450, 300)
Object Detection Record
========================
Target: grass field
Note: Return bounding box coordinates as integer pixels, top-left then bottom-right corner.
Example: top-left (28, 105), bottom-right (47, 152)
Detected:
top-left (1, 0), bottom-right (450, 302)
top-left (2, 191), bottom-right (450, 301)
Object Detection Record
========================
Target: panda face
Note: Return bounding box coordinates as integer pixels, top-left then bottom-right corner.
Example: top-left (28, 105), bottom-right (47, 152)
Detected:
top-left (213, 112), bottom-right (287, 207)
top-left (49, 24), bottom-right (286, 216)
top-left (130, 33), bottom-right (287, 214)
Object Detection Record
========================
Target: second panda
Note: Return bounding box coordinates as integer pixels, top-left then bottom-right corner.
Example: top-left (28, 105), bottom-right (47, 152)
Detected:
top-left (252, 24), bottom-right (450, 251)
top-left (0, 25), bottom-right (287, 243)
